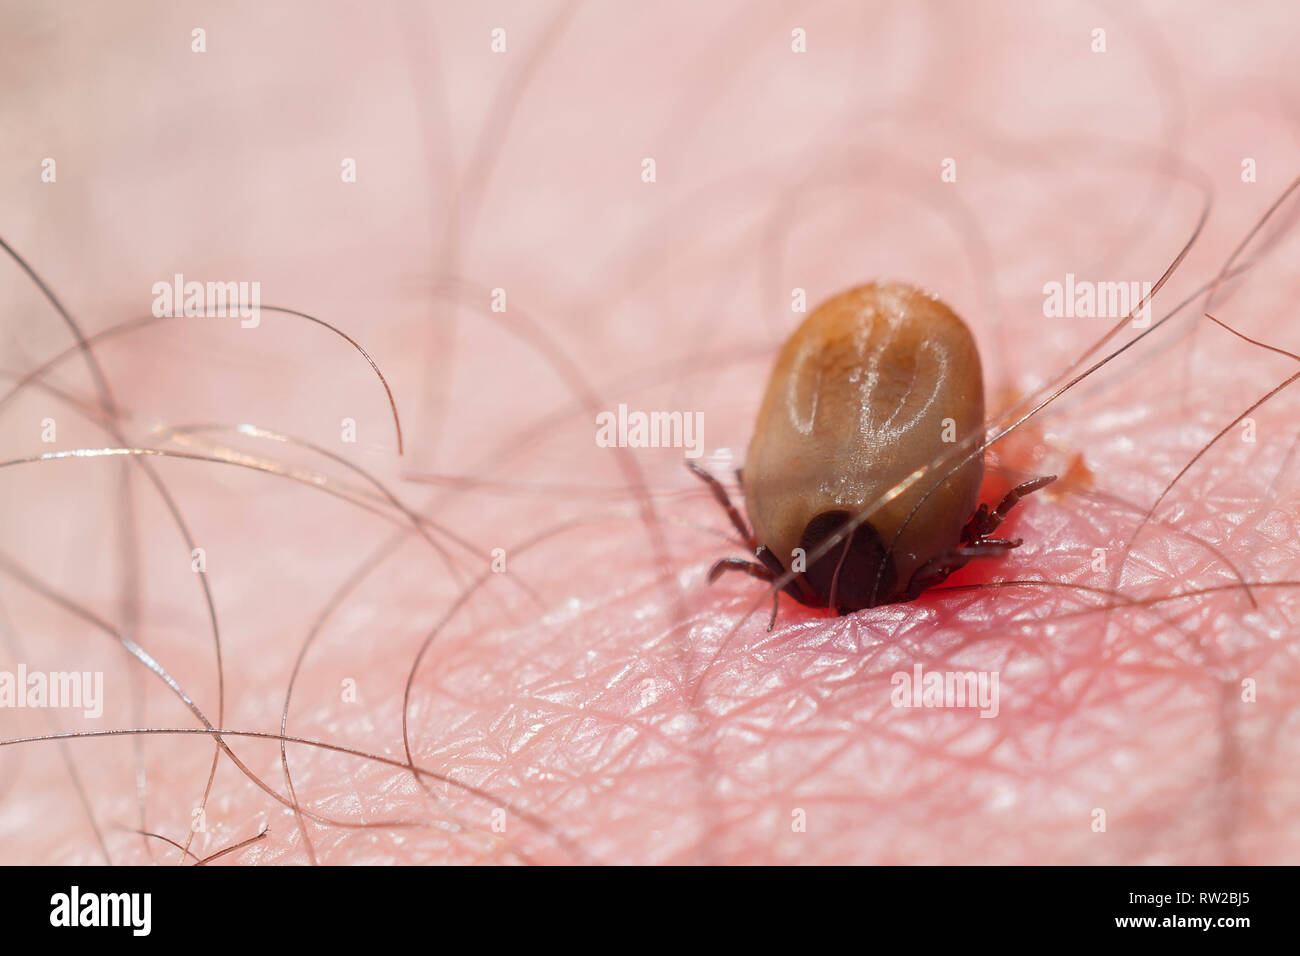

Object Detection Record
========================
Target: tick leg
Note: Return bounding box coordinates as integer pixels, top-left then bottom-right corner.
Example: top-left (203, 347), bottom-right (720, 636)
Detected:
top-left (706, 557), bottom-right (781, 631)
top-left (905, 540), bottom-right (1022, 600)
top-left (962, 474), bottom-right (1056, 542)
top-left (707, 556), bottom-right (775, 585)
top-left (686, 461), bottom-right (757, 550)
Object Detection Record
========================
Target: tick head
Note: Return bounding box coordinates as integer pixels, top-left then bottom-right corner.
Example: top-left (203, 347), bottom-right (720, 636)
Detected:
top-left (798, 510), bottom-right (898, 612)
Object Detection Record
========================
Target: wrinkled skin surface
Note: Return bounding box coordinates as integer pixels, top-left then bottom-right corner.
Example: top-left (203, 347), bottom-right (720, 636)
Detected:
top-left (0, 0), bottom-right (1298, 865)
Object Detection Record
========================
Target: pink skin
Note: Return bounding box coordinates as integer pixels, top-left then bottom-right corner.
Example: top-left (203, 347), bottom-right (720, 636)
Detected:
top-left (0, 1), bottom-right (1298, 864)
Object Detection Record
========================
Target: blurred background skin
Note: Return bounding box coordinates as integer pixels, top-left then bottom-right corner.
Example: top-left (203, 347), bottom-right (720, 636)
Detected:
top-left (0, 0), bottom-right (1297, 864)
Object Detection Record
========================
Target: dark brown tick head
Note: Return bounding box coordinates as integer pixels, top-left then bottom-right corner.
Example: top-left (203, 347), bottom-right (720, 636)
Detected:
top-left (797, 510), bottom-right (898, 612)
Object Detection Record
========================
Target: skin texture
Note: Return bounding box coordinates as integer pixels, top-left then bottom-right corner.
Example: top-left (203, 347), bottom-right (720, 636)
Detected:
top-left (0, 1), bottom-right (1298, 866)
top-left (741, 282), bottom-right (985, 607)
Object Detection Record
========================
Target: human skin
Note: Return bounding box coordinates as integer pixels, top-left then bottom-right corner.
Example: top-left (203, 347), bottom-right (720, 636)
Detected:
top-left (0, 0), bottom-right (1297, 865)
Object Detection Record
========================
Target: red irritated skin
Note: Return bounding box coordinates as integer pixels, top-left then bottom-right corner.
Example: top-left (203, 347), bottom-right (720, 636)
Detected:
top-left (1, 1), bottom-right (1299, 866)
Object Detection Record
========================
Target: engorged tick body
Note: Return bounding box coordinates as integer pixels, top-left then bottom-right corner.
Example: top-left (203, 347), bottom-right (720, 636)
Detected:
top-left (690, 282), bottom-right (1054, 624)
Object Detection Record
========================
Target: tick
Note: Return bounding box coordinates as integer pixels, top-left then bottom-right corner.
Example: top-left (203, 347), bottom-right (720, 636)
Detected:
top-left (690, 282), bottom-right (1055, 626)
